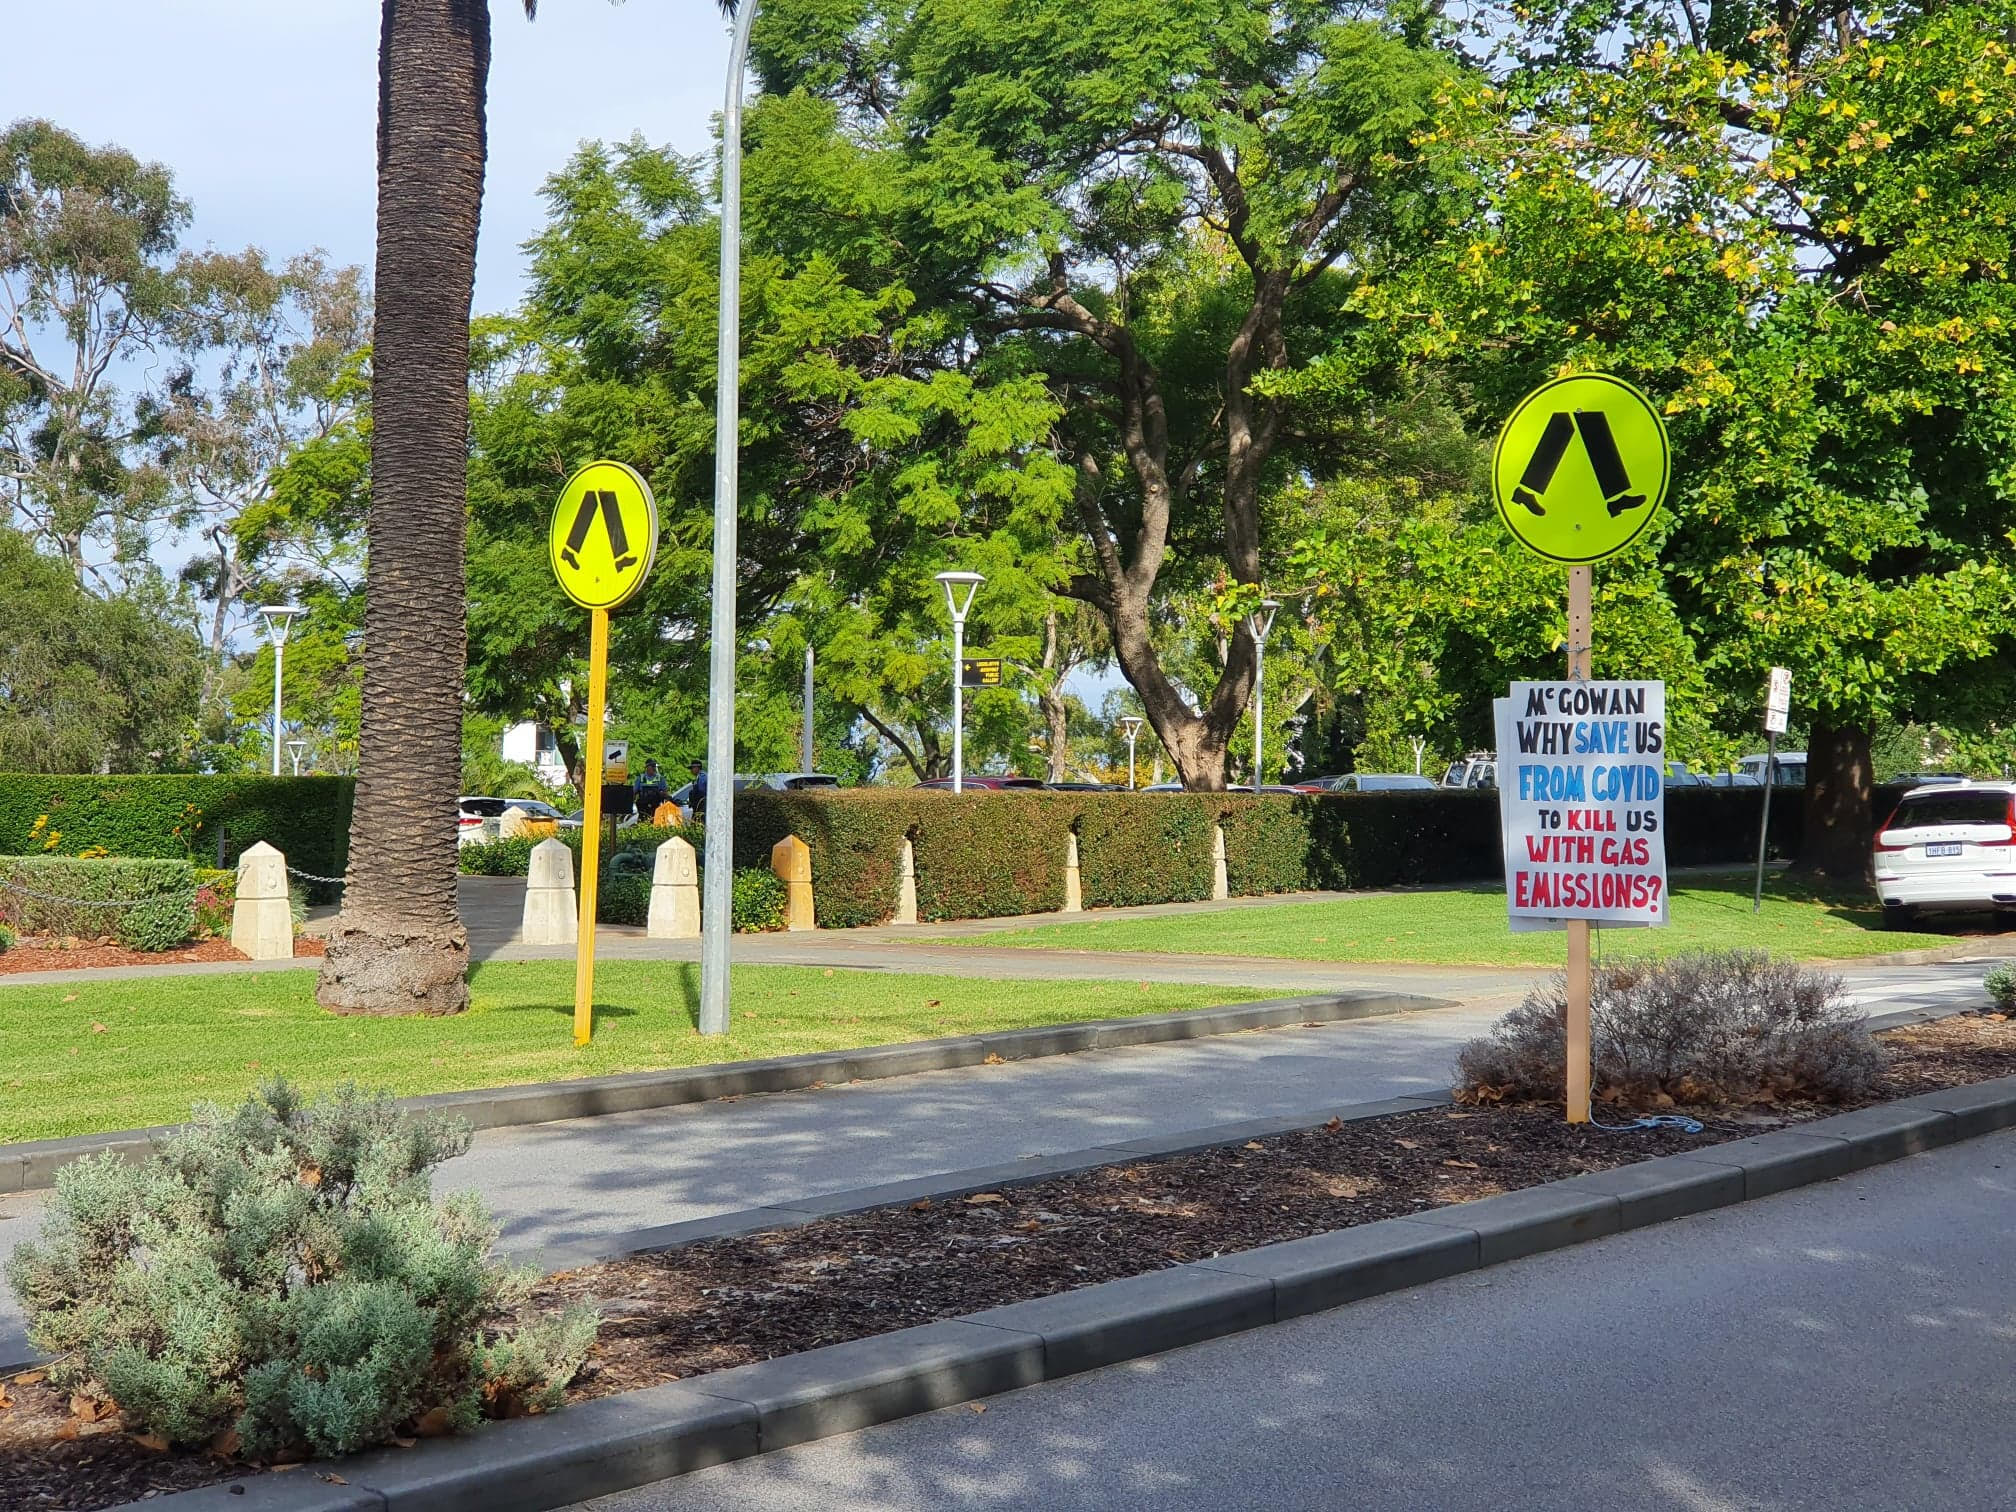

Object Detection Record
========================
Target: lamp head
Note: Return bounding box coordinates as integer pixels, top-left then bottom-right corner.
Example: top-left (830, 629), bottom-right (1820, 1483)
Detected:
top-left (258, 604), bottom-right (307, 646)
top-left (1249, 596), bottom-right (1281, 644)
top-left (933, 570), bottom-right (985, 621)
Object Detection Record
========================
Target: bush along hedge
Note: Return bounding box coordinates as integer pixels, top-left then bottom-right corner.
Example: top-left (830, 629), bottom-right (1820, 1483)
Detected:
top-left (5, 1080), bottom-right (597, 1458)
top-left (0, 774), bottom-right (354, 879)
top-left (0, 856), bottom-right (198, 950)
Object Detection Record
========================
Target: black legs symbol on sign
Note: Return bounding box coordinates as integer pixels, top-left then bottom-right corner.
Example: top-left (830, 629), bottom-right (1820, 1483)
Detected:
top-left (559, 489), bottom-right (638, 573)
top-left (1510, 411), bottom-right (1649, 519)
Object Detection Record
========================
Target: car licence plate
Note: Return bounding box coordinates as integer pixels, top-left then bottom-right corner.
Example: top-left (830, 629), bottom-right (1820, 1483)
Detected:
top-left (1927, 842), bottom-right (1962, 857)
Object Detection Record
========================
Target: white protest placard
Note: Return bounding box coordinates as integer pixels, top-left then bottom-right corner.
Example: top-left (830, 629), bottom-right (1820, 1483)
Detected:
top-left (1495, 681), bottom-right (1669, 928)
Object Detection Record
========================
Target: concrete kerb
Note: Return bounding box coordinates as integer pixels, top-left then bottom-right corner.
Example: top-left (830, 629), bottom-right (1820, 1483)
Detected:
top-left (104, 1073), bottom-right (2016, 1512)
top-left (0, 989), bottom-right (1448, 1195)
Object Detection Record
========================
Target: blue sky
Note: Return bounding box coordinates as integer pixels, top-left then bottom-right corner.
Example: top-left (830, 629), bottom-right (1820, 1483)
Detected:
top-left (16, 0), bottom-right (733, 314)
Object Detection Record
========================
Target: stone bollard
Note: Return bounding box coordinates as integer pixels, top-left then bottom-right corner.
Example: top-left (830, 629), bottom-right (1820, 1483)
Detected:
top-left (521, 837), bottom-right (579, 946)
top-left (892, 837), bottom-right (919, 926)
top-left (647, 836), bottom-right (701, 939)
top-left (1062, 831), bottom-right (1084, 913)
top-left (231, 840), bottom-right (294, 961)
top-left (772, 834), bottom-right (815, 931)
top-left (1211, 823), bottom-right (1229, 902)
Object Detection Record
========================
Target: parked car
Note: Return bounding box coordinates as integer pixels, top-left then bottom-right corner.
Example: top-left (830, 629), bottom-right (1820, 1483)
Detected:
top-left (752, 772), bottom-right (843, 792)
top-left (1738, 750), bottom-right (1807, 787)
top-left (912, 775), bottom-right (1048, 791)
top-left (1664, 761), bottom-right (1704, 788)
top-left (1323, 773), bottom-right (1438, 792)
top-left (1139, 782), bottom-right (1185, 792)
top-left (1892, 773), bottom-right (1968, 787)
top-left (1046, 780), bottom-right (1118, 791)
top-left (458, 796), bottom-right (563, 842)
top-left (1440, 754), bottom-right (1497, 790)
top-left (1873, 782), bottom-right (2016, 925)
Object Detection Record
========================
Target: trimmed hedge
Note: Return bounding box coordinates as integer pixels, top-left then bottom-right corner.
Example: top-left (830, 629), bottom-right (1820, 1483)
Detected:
top-left (0, 856), bottom-right (197, 948)
top-left (726, 780), bottom-right (1861, 928)
top-left (0, 775), bottom-right (354, 879)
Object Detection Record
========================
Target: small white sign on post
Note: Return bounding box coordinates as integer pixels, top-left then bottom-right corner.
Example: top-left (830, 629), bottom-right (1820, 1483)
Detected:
top-left (1764, 666), bottom-right (1792, 735)
top-left (1494, 681), bottom-right (1670, 929)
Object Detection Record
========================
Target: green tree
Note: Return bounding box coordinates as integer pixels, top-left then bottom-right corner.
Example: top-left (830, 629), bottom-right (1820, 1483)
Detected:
top-left (0, 527), bottom-right (202, 772)
top-left (751, 0), bottom-right (1457, 787)
top-left (1372, 0), bottom-right (2016, 875)
top-left (0, 120), bottom-right (186, 583)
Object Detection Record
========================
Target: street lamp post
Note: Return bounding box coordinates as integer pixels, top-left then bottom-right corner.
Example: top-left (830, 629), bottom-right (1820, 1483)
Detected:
top-left (287, 739), bottom-right (309, 776)
top-left (801, 643), bottom-right (814, 774)
top-left (934, 571), bottom-right (985, 793)
top-left (258, 605), bottom-right (306, 777)
top-left (699, 0), bottom-right (760, 1039)
top-left (1120, 715), bottom-right (1144, 790)
top-left (1247, 598), bottom-right (1280, 794)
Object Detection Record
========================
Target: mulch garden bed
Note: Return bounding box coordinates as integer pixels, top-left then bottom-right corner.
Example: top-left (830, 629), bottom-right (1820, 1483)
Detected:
top-left (0, 936), bottom-right (323, 977)
top-left (7, 1012), bottom-right (2015, 1510)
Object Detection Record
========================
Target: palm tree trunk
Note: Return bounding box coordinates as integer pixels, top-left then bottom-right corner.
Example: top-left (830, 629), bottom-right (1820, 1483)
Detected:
top-left (317, 0), bottom-right (490, 1015)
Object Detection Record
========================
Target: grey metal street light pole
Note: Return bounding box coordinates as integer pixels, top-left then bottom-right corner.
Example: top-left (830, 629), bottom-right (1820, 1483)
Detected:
top-left (801, 643), bottom-right (814, 773)
top-left (1120, 715), bottom-right (1143, 790)
top-left (699, 0), bottom-right (759, 1038)
top-left (934, 571), bottom-right (984, 794)
top-left (1247, 598), bottom-right (1280, 795)
top-left (258, 605), bottom-right (305, 777)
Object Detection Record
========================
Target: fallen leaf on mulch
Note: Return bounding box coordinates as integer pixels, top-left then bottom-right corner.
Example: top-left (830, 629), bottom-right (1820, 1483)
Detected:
top-left (1324, 1117), bottom-right (1342, 1130)
top-left (12, 1370), bottom-right (46, 1387)
top-left (71, 1394), bottom-right (117, 1423)
top-left (1442, 1160), bottom-right (1481, 1170)
top-left (131, 1431), bottom-right (169, 1453)
top-left (413, 1407), bottom-right (453, 1438)
top-left (318, 1473), bottom-right (349, 1485)
top-left (964, 1193), bottom-right (1004, 1205)
top-left (0, 1384), bottom-right (12, 1410)
top-left (208, 1428), bottom-right (242, 1458)
top-left (910, 1199), bottom-right (932, 1212)
top-left (1394, 1138), bottom-right (1421, 1150)
top-left (983, 1053), bottom-right (1006, 1065)
top-left (1243, 1141), bottom-right (1265, 1151)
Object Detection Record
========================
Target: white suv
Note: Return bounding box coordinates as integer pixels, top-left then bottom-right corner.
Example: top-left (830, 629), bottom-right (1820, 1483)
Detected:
top-left (1873, 783), bottom-right (2016, 926)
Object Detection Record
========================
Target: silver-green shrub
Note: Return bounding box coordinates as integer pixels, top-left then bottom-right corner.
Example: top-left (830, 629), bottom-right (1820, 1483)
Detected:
top-left (1985, 963), bottom-right (2016, 1011)
top-left (1455, 950), bottom-right (1886, 1105)
top-left (5, 1080), bottom-right (597, 1458)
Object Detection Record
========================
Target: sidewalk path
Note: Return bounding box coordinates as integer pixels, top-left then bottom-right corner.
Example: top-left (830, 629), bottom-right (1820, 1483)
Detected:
top-left (0, 959), bottom-right (1991, 1361)
top-left (576, 1125), bottom-right (2016, 1512)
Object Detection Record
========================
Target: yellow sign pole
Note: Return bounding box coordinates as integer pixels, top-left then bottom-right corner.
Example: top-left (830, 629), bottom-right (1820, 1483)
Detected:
top-left (1564, 564), bottom-right (1593, 1124)
top-left (573, 607), bottom-right (610, 1047)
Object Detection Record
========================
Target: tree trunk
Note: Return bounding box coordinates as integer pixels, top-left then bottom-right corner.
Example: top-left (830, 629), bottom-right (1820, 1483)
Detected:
top-left (1039, 608), bottom-right (1070, 783)
top-left (317, 0), bottom-right (489, 1016)
top-left (1797, 717), bottom-right (1874, 884)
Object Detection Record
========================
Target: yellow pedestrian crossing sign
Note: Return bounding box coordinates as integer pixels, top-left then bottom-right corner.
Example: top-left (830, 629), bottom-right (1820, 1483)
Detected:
top-left (549, 461), bottom-right (660, 611)
top-left (1492, 374), bottom-right (1670, 564)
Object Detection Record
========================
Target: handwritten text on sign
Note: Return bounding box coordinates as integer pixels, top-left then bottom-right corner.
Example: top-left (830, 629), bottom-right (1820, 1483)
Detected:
top-left (1494, 681), bottom-right (1669, 927)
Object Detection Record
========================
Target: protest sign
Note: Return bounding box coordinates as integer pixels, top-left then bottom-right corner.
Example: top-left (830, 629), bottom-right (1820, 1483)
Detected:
top-left (1495, 681), bottom-right (1669, 929)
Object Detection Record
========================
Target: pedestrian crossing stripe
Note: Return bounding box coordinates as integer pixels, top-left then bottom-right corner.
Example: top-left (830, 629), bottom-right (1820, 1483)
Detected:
top-left (1491, 374), bottom-right (1671, 564)
top-left (549, 461), bottom-right (660, 611)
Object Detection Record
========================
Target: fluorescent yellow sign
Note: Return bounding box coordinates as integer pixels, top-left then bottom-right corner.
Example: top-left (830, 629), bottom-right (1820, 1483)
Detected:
top-left (548, 461), bottom-right (660, 611)
top-left (1492, 375), bottom-right (1671, 564)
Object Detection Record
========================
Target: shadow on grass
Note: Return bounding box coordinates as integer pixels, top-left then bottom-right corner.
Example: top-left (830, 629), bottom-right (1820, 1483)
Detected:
top-left (490, 1001), bottom-right (644, 1019)
top-left (1681, 872), bottom-right (2013, 938)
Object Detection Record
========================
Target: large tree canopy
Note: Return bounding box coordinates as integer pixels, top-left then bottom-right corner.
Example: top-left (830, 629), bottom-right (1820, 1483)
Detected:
top-left (1359, 0), bottom-right (2016, 870)
top-left (741, 0), bottom-right (1456, 786)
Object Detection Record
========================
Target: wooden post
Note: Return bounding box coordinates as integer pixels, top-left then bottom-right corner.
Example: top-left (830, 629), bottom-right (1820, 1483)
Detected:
top-left (1565, 565), bottom-right (1593, 1124)
top-left (573, 607), bottom-right (610, 1046)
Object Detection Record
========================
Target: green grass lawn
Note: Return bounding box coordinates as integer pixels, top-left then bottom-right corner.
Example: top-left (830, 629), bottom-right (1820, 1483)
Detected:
top-left (0, 963), bottom-right (1265, 1144)
top-left (943, 874), bottom-right (1985, 966)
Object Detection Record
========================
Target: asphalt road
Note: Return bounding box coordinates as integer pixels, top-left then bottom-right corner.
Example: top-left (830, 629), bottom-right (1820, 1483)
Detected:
top-left (578, 1126), bottom-right (2016, 1512)
top-left (0, 957), bottom-right (1995, 1362)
